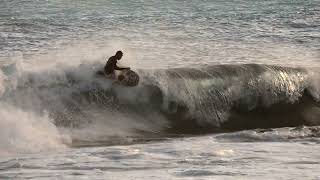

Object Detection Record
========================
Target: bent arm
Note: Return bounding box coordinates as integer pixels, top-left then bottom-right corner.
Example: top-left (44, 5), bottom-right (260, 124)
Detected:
top-left (115, 64), bottom-right (130, 70)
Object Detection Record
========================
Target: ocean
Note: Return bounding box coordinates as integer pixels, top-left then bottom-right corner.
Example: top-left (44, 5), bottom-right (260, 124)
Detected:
top-left (0, 0), bottom-right (320, 179)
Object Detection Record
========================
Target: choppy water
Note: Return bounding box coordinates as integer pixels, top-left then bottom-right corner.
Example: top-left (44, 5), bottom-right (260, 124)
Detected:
top-left (0, 0), bottom-right (320, 179)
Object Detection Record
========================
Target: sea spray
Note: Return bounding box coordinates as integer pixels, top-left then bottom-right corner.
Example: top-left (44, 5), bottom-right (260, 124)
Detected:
top-left (0, 103), bottom-right (69, 155)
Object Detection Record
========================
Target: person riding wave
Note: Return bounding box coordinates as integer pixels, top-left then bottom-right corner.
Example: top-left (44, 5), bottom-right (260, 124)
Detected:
top-left (104, 50), bottom-right (130, 79)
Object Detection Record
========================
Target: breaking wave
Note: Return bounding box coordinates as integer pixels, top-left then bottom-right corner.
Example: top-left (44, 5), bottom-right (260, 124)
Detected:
top-left (1, 62), bottom-right (320, 152)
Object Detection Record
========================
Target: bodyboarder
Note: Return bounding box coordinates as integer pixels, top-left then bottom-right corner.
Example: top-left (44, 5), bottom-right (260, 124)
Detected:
top-left (104, 50), bottom-right (130, 79)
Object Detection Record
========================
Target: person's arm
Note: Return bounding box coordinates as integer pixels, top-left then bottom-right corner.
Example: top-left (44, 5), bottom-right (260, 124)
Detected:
top-left (115, 63), bottom-right (130, 70)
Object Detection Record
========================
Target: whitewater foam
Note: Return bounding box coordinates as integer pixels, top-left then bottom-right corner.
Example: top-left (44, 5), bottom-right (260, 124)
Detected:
top-left (0, 103), bottom-right (69, 156)
top-left (1, 56), bottom-right (320, 154)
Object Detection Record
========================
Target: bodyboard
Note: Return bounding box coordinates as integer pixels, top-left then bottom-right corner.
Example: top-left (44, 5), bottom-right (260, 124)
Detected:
top-left (118, 69), bottom-right (139, 86)
top-left (95, 69), bottom-right (139, 87)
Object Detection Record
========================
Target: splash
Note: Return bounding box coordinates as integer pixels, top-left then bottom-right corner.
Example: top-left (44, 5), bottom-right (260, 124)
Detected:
top-left (0, 103), bottom-right (69, 156)
top-left (1, 54), bottom-right (320, 154)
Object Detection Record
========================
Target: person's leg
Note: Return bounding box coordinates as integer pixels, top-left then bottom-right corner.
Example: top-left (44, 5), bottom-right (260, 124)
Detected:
top-left (105, 72), bottom-right (116, 79)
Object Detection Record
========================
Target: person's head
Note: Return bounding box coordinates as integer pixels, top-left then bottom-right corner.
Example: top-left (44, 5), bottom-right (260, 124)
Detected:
top-left (115, 51), bottom-right (123, 60)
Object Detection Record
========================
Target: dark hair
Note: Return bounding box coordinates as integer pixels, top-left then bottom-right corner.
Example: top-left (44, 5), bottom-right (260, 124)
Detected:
top-left (116, 51), bottom-right (123, 56)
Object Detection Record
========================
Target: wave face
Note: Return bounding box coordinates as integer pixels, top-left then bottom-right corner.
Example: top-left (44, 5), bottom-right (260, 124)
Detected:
top-left (1, 63), bottom-right (320, 149)
top-left (142, 64), bottom-right (320, 133)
